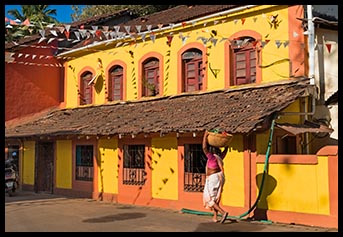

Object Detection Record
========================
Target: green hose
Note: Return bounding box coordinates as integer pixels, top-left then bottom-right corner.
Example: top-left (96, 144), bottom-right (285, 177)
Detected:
top-left (181, 117), bottom-right (276, 222)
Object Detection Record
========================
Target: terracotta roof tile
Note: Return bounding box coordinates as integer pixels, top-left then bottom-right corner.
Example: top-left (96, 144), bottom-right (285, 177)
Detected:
top-left (5, 78), bottom-right (313, 139)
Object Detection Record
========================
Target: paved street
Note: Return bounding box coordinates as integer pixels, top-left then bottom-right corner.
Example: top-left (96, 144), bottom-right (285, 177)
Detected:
top-left (5, 191), bottom-right (338, 232)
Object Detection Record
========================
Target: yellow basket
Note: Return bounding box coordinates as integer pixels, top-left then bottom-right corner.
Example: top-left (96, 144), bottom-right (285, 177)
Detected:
top-left (207, 132), bottom-right (233, 147)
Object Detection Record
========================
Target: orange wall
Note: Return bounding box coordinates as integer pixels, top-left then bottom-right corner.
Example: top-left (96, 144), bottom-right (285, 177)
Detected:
top-left (5, 42), bottom-right (64, 121)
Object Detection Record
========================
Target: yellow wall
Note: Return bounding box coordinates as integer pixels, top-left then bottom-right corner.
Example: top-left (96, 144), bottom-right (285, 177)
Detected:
top-left (256, 156), bottom-right (330, 215)
top-left (97, 139), bottom-right (118, 194)
top-left (22, 141), bottom-right (35, 185)
top-left (64, 5), bottom-right (296, 108)
top-left (151, 136), bottom-right (178, 200)
top-left (55, 140), bottom-right (72, 189)
top-left (222, 135), bottom-right (245, 207)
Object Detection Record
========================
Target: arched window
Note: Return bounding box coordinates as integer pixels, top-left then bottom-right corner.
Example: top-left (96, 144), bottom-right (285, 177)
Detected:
top-left (230, 36), bottom-right (257, 85)
top-left (80, 71), bottom-right (93, 105)
top-left (142, 57), bottom-right (159, 97)
top-left (109, 65), bottom-right (123, 101)
top-left (182, 48), bottom-right (203, 92)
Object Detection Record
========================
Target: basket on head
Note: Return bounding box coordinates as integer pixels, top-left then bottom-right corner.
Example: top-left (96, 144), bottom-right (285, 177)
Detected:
top-left (207, 132), bottom-right (233, 148)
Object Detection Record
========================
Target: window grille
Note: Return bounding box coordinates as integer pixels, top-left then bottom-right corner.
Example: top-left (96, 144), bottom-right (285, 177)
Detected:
top-left (75, 145), bottom-right (94, 181)
top-left (184, 144), bottom-right (207, 192)
top-left (123, 145), bottom-right (146, 185)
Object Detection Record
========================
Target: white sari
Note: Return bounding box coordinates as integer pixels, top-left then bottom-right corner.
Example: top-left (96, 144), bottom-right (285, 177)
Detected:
top-left (203, 154), bottom-right (225, 209)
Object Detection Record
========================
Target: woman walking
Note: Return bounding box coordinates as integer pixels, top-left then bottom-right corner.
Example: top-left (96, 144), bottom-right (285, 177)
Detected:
top-left (202, 130), bottom-right (229, 223)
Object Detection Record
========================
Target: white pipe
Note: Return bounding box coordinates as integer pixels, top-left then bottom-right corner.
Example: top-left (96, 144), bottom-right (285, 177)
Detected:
top-left (58, 5), bottom-right (256, 57)
top-left (307, 5), bottom-right (315, 85)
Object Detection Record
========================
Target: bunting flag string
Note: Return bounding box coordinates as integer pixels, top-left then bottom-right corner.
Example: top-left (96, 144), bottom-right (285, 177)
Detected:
top-left (7, 12), bottom-right (281, 48)
top-left (5, 11), bottom-right (335, 69)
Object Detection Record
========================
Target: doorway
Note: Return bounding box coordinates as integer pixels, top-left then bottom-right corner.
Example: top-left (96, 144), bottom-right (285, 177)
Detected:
top-left (35, 142), bottom-right (54, 193)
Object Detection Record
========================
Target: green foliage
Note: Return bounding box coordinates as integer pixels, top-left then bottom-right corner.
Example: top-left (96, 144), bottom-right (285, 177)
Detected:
top-left (5, 5), bottom-right (59, 43)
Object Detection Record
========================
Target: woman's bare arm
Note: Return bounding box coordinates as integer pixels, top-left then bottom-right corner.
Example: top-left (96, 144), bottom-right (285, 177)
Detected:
top-left (202, 130), bottom-right (209, 154)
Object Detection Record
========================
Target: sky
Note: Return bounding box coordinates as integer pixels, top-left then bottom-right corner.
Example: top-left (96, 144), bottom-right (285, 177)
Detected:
top-left (5, 5), bottom-right (85, 24)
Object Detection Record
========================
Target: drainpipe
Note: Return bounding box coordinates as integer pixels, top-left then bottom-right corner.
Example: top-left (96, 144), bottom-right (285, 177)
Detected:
top-left (58, 5), bottom-right (256, 57)
top-left (307, 5), bottom-right (316, 85)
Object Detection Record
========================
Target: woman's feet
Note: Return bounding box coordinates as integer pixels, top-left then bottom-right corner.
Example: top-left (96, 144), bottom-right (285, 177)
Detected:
top-left (220, 212), bottom-right (228, 224)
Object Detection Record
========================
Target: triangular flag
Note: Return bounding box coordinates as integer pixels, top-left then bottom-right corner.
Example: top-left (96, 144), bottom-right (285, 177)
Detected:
top-left (141, 33), bottom-right (146, 42)
top-left (325, 43), bottom-right (332, 53)
top-left (124, 25), bottom-right (131, 34)
top-left (275, 40), bottom-right (282, 48)
top-left (157, 24), bottom-right (163, 30)
top-left (166, 35), bottom-right (173, 47)
top-left (135, 25), bottom-right (142, 33)
top-left (64, 31), bottom-right (70, 39)
top-left (150, 33), bottom-right (156, 43)
top-left (211, 38), bottom-right (218, 47)
top-left (102, 26), bottom-right (109, 32)
top-left (38, 37), bottom-right (46, 44)
top-left (79, 29), bottom-right (87, 38)
top-left (114, 26), bottom-right (120, 32)
top-left (241, 18), bottom-right (246, 25)
top-left (39, 30), bottom-right (45, 38)
top-left (182, 22), bottom-right (187, 27)
top-left (91, 25), bottom-right (98, 31)
top-left (74, 31), bottom-right (80, 41)
top-left (47, 38), bottom-right (56, 44)
top-left (22, 18), bottom-right (30, 26)
top-left (64, 24), bottom-right (71, 32)
top-left (10, 20), bottom-right (18, 25)
top-left (283, 41), bottom-right (289, 48)
top-left (146, 25), bottom-right (152, 32)
top-left (50, 30), bottom-right (58, 37)
top-left (95, 30), bottom-right (102, 39)
top-left (293, 31), bottom-right (299, 38)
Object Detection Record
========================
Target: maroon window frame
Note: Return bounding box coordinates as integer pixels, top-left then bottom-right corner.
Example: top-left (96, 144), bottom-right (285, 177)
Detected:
top-left (109, 65), bottom-right (123, 101)
top-left (142, 58), bottom-right (159, 97)
top-left (231, 38), bottom-right (257, 86)
top-left (182, 49), bottom-right (203, 92)
top-left (80, 71), bottom-right (93, 105)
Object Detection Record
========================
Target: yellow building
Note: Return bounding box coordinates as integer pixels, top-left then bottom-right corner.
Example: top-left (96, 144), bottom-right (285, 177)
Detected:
top-left (5, 5), bottom-right (337, 228)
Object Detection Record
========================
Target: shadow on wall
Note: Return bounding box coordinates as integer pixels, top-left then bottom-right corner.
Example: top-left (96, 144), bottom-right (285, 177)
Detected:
top-left (252, 173), bottom-right (277, 221)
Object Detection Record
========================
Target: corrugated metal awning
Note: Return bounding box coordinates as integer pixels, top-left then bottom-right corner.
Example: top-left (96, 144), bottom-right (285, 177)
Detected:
top-left (276, 120), bottom-right (334, 135)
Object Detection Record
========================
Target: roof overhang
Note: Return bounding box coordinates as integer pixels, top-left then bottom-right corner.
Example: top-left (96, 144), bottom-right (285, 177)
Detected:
top-left (276, 120), bottom-right (334, 136)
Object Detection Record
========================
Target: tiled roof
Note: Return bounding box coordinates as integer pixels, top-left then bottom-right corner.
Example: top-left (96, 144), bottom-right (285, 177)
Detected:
top-left (116, 5), bottom-right (239, 32)
top-left (5, 78), bottom-right (312, 139)
top-left (70, 5), bottom-right (239, 49)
